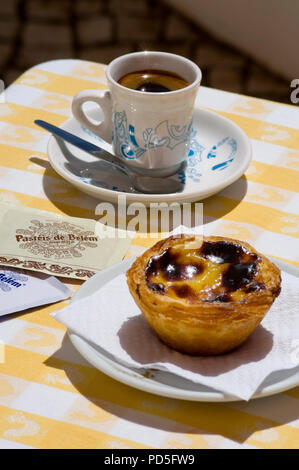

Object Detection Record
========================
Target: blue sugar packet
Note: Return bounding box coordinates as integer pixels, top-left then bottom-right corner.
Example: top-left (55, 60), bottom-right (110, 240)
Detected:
top-left (0, 266), bottom-right (72, 316)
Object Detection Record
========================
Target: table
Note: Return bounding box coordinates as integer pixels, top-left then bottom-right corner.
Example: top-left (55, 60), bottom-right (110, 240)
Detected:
top-left (0, 59), bottom-right (298, 449)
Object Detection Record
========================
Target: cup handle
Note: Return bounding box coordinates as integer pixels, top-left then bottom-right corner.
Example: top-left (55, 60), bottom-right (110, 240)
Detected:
top-left (71, 89), bottom-right (112, 144)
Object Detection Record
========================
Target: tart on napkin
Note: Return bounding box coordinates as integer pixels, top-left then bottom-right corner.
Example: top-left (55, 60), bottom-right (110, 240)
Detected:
top-left (126, 234), bottom-right (281, 355)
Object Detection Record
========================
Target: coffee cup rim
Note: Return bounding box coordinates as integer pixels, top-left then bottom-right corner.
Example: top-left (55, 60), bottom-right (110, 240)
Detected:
top-left (106, 51), bottom-right (202, 95)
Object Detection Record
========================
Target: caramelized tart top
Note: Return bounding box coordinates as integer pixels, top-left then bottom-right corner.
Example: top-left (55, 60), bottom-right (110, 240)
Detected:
top-left (145, 240), bottom-right (266, 303)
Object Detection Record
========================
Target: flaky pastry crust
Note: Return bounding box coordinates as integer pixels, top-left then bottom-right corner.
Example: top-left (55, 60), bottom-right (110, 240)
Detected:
top-left (126, 234), bottom-right (281, 355)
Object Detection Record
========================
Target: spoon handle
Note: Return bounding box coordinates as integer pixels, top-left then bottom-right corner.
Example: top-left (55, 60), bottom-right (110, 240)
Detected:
top-left (34, 119), bottom-right (129, 176)
top-left (35, 119), bottom-right (102, 152)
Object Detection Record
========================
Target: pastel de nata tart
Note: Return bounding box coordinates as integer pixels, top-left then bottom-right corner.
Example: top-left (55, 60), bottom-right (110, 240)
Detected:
top-left (126, 234), bottom-right (281, 355)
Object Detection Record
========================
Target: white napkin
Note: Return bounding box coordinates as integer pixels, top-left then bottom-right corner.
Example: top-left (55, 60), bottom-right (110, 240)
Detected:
top-left (0, 266), bottom-right (72, 316)
top-left (52, 269), bottom-right (299, 400)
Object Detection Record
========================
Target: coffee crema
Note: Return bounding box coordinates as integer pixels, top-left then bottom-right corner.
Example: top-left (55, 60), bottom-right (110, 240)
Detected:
top-left (118, 69), bottom-right (190, 93)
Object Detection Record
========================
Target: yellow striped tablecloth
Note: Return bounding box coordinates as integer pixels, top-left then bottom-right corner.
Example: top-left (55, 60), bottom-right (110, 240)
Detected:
top-left (0, 60), bottom-right (298, 449)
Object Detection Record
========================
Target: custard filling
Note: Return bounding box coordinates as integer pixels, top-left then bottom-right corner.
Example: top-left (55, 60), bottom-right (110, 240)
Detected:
top-left (145, 241), bottom-right (265, 303)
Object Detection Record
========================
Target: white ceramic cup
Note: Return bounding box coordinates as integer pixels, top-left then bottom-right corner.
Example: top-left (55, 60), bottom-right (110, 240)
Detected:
top-left (72, 51), bottom-right (202, 177)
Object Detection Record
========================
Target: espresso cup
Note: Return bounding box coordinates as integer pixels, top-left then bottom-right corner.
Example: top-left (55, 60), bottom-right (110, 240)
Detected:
top-left (72, 51), bottom-right (202, 177)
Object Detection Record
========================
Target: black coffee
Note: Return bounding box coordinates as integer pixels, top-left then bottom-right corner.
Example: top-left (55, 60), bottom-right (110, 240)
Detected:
top-left (118, 69), bottom-right (189, 93)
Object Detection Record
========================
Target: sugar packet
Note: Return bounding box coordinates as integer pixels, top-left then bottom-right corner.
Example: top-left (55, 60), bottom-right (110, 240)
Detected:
top-left (0, 265), bottom-right (72, 316)
top-left (0, 202), bottom-right (131, 280)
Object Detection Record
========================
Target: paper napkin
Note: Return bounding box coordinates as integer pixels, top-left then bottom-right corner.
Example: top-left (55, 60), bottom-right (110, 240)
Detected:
top-left (52, 269), bottom-right (299, 400)
top-left (0, 266), bottom-right (72, 316)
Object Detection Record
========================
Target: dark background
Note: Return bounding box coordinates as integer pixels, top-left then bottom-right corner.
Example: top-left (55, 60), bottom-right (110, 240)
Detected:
top-left (0, 0), bottom-right (290, 103)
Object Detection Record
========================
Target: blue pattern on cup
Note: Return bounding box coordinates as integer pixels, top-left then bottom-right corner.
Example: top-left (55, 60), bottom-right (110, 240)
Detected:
top-left (112, 110), bottom-right (192, 160)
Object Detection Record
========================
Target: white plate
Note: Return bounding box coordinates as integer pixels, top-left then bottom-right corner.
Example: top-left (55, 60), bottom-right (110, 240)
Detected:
top-left (48, 107), bottom-right (251, 204)
top-left (69, 257), bottom-right (299, 402)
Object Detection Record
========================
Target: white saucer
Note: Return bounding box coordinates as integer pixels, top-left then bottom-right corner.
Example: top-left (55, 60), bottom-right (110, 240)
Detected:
top-left (48, 107), bottom-right (251, 204)
top-left (68, 257), bottom-right (299, 402)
